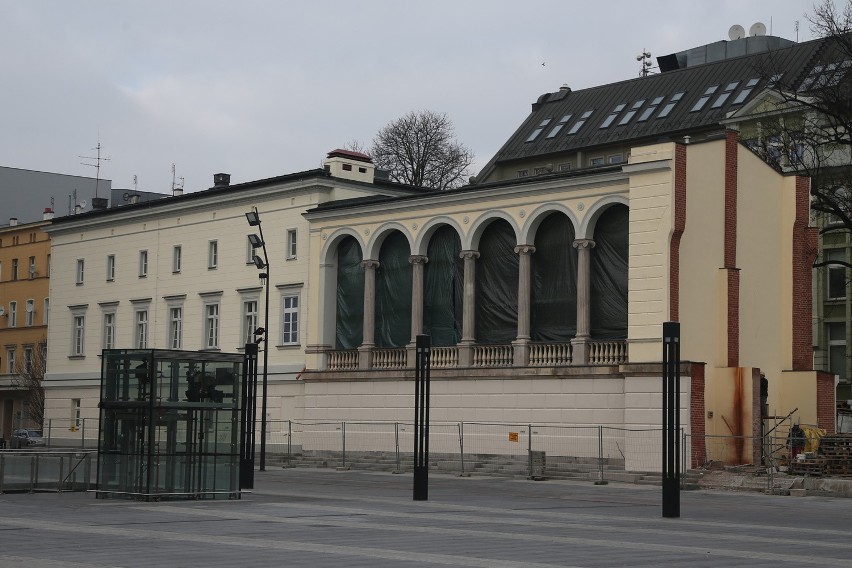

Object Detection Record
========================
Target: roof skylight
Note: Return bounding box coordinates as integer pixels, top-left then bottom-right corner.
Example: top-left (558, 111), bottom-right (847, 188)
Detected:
top-left (526, 118), bottom-right (553, 142)
top-left (657, 92), bottom-right (684, 118)
top-left (546, 114), bottom-right (573, 138)
top-left (600, 104), bottom-right (626, 129)
top-left (690, 85), bottom-right (718, 112)
top-left (731, 78), bottom-right (759, 105)
top-left (710, 81), bottom-right (740, 108)
top-left (567, 110), bottom-right (594, 135)
top-left (637, 96), bottom-right (664, 122)
top-left (618, 100), bottom-right (646, 125)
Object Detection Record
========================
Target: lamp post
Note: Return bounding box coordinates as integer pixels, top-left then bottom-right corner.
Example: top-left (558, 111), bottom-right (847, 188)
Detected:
top-left (246, 207), bottom-right (270, 471)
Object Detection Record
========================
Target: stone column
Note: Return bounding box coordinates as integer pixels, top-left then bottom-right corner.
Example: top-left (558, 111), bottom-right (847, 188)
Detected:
top-left (513, 245), bottom-right (535, 366)
top-left (571, 239), bottom-right (595, 365)
top-left (359, 259), bottom-right (380, 369)
top-left (458, 250), bottom-right (480, 367)
top-left (407, 255), bottom-right (428, 367)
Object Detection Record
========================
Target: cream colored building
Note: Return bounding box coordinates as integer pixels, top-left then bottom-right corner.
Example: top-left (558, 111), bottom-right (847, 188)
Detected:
top-left (42, 153), bottom-right (425, 434)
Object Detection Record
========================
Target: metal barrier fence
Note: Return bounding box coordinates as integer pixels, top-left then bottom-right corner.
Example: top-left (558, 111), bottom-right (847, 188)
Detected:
top-left (0, 451), bottom-right (94, 493)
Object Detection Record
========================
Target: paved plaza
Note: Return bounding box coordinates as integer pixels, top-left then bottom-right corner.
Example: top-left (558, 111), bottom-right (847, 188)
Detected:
top-left (1, 468), bottom-right (850, 567)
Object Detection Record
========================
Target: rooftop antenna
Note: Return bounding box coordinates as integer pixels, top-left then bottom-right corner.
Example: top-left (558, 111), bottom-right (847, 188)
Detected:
top-left (636, 49), bottom-right (654, 77)
top-left (80, 140), bottom-right (110, 198)
top-left (795, 20), bottom-right (799, 42)
top-left (133, 174), bottom-right (138, 192)
top-left (170, 164), bottom-right (185, 195)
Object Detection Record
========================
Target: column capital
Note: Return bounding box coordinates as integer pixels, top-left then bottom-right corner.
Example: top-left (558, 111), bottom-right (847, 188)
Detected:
top-left (514, 245), bottom-right (536, 255)
top-left (459, 250), bottom-right (480, 261)
top-left (573, 239), bottom-right (596, 250)
top-left (408, 255), bottom-right (429, 265)
top-left (361, 259), bottom-right (380, 270)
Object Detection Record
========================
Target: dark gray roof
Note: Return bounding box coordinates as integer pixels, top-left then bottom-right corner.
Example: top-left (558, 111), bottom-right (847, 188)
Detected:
top-left (476, 36), bottom-right (826, 181)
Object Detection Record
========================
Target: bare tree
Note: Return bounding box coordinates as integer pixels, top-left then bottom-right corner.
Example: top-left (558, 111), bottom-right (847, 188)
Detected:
top-left (370, 110), bottom-right (474, 191)
top-left (11, 338), bottom-right (46, 428)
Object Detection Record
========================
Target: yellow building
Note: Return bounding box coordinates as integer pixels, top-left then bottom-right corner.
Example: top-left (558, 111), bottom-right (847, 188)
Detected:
top-left (0, 216), bottom-right (51, 440)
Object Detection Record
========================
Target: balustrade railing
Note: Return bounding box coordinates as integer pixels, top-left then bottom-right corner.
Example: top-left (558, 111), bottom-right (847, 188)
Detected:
top-left (372, 348), bottom-right (406, 369)
top-left (530, 342), bottom-right (572, 366)
top-left (431, 346), bottom-right (459, 368)
top-left (472, 344), bottom-right (513, 367)
top-left (328, 349), bottom-right (358, 370)
top-left (588, 340), bottom-right (627, 365)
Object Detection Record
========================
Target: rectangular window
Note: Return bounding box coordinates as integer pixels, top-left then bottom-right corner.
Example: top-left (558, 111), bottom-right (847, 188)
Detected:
top-left (23, 347), bottom-right (33, 373)
top-left (6, 348), bottom-right (15, 374)
top-left (533, 167), bottom-right (549, 175)
top-left (546, 114), bottom-right (573, 139)
top-left (246, 236), bottom-right (254, 264)
top-left (73, 315), bottom-right (85, 356)
top-left (589, 157), bottom-right (605, 167)
top-left (599, 104), bottom-right (626, 129)
top-left (173, 245), bottom-right (182, 273)
top-left (243, 300), bottom-right (258, 345)
top-left (658, 92), bottom-right (685, 118)
top-left (72, 399), bottom-right (81, 428)
top-left (106, 254), bottom-right (115, 281)
top-left (205, 303), bottom-right (220, 349)
top-left (827, 249), bottom-right (847, 300)
top-left (732, 78), bottom-right (760, 105)
top-left (608, 154), bottom-right (625, 165)
top-left (76, 259), bottom-right (85, 285)
top-left (618, 100), bottom-right (645, 125)
top-left (282, 294), bottom-right (300, 345)
top-left (169, 307), bottom-right (183, 349)
top-left (525, 117), bottom-right (552, 142)
top-left (638, 95), bottom-right (665, 122)
top-left (139, 250), bottom-right (148, 278)
top-left (711, 81), bottom-right (740, 109)
top-left (12, 258), bottom-right (18, 280)
top-left (25, 299), bottom-right (34, 326)
top-left (690, 85), bottom-right (718, 112)
top-left (829, 322), bottom-right (847, 381)
top-left (516, 169), bottom-right (529, 178)
top-left (287, 229), bottom-right (297, 260)
top-left (103, 313), bottom-right (116, 350)
top-left (208, 240), bottom-right (218, 269)
top-left (9, 301), bottom-right (17, 327)
top-left (28, 256), bottom-right (36, 278)
top-left (135, 310), bottom-right (148, 349)
top-left (47, 254), bottom-right (51, 276)
top-left (567, 110), bottom-right (593, 135)
top-left (558, 163), bottom-right (572, 172)
top-left (43, 298), bottom-right (49, 325)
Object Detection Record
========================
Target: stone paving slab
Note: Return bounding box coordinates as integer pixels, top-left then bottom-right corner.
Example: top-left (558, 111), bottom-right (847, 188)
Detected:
top-left (1, 468), bottom-right (850, 567)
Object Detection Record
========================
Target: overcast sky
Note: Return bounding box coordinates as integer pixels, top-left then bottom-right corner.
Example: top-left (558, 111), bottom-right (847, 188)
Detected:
top-left (0, 0), bottom-right (834, 198)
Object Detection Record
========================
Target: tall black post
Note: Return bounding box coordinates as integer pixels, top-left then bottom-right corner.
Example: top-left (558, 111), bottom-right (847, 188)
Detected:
top-left (413, 334), bottom-right (431, 501)
top-left (240, 343), bottom-right (258, 490)
top-left (662, 321), bottom-right (681, 518)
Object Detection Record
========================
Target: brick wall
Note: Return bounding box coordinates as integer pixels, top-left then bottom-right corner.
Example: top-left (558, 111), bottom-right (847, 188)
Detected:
top-left (725, 131), bottom-right (740, 367)
top-left (690, 362), bottom-right (706, 469)
top-left (670, 144), bottom-right (687, 321)
top-left (792, 176), bottom-right (819, 370)
top-left (816, 371), bottom-right (836, 433)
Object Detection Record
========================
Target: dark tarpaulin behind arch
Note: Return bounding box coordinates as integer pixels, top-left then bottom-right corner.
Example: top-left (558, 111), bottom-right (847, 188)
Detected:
top-left (375, 232), bottom-right (412, 348)
top-left (476, 220), bottom-right (518, 344)
top-left (335, 236), bottom-right (364, 349)
top-left (531, 214), bottom-right (578, 341)
top-left (590, 205), bottom-right (628, 339)
top-left (423, 226), bottom-right (463, 346)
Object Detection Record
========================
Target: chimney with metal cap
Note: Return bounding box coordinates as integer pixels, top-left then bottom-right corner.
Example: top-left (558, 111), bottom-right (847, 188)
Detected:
top-left (214, 173), bottom-right (231, 187)
top-left (43, 208), bottom-right (54, 221)
top-left (9, 217), bottom-right (18, 226)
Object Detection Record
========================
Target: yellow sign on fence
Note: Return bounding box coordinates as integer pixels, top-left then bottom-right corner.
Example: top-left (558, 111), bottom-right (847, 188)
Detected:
top-left (508, 432), bottom-right (519, 442)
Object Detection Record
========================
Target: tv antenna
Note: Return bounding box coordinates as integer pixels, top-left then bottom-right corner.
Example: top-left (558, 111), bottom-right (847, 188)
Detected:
top-left (637, 49), bottom-right (654, 77)
top-left (80, 141), bottom-right (110, 198)
top-left (171, 163), bottom-right (185, 194)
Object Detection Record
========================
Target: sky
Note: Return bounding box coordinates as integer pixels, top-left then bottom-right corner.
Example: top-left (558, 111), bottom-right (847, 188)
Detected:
top-left (0, 0), bottom-right (837, 199)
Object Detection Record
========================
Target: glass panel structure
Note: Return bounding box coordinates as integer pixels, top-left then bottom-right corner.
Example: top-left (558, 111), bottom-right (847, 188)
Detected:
top-left (97, 349), bottom-right (244, 501)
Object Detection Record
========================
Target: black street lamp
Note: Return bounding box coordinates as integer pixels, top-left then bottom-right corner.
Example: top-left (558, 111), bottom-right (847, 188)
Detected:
top-left (246, 207), bottom-right (270, 471)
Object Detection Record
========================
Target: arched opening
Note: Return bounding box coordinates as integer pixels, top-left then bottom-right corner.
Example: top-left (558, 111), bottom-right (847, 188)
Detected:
top-left (531, 213), bottom-right (577, 341)
top-left (590, 204), bottom-right (628, 339)
top-left (476, 219), bottom-right (518, 344)
top-left (335, 236), bottom-right (364, 349)
top-left (375, 231), bottom-right (412, 348)
top-left (423, 225), bottom-right (463, 346)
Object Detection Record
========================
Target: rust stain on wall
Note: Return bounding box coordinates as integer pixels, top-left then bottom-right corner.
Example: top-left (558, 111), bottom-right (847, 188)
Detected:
top-left (732, 367), bottom-right (745, 463)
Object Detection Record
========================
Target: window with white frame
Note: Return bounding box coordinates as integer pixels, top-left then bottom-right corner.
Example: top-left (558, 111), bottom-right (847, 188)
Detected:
top-left (72, 399), bottom-right (81, 427)
top-left (106, 254), bottom-right (115, 281)
top-left (827, 249), bottom-right (847, 300)
top-left (6, 348), bottom-right (15, 374)
top-left (72, 313), bottom-right (86, 357)
top-left (76, 259), bottom-right (85, 285)
top-left (103, 312), bottom-right (116, 350)
top-left (286, 229), bottom-right (297, 259)
top-left (23, 346), bottom-right (33, 374)
top-left (173, 245), bottom-right (182, 273)
top-left (25, 299), bottom-right (34, 326)
top-left (280, 290), bottom-right (300, 345)
top-left (139, 250), bottom-right (148, 278)
top-left (43, 298), bottom-right (49, 325)
top-left (135, 309), bottom-right (148, 349)
top-left (208, 240), bottom-right (218, 269)
top-left (28, 256), bottom-right (36, 279)
top-left (9, 301), bottom-right (17, 327)
top-left (169, 306), bottom-right (183, 349)
top-left (828, 322), bottom-right (847, 381)
top-left (204, 303), bottom-right (220, 349)
top-left (243, 299), bottom-right (259, 345)
top-left (589, 157), bottom-right (605, 167)
top-left (12, 258), bottom-right (18, 280)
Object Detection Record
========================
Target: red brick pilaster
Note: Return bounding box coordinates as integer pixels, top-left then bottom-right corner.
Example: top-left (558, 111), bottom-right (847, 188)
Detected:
top-left (724, 131), bottom-right (740, 368)
top-left (727, 269), bottom-right (740, 367)
top-left (670, 144), bottom-right (687, 321)
top-left (816, 371), bottom-right (836, 433)
top-left (690, 362), bottom-right (706, 469)
top-left (792, 176), bottom-right (818, 370)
